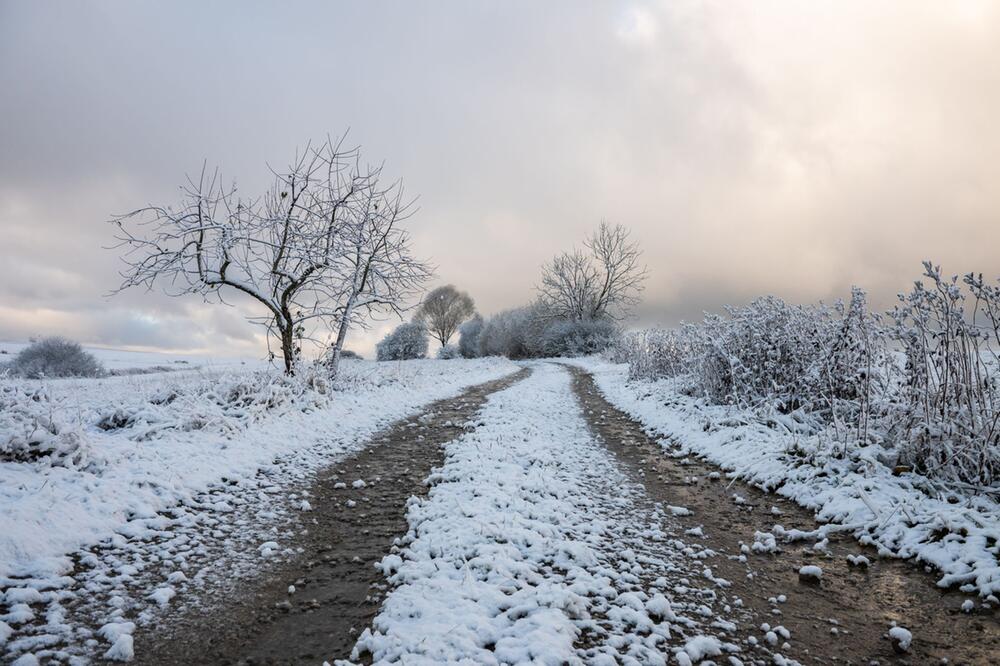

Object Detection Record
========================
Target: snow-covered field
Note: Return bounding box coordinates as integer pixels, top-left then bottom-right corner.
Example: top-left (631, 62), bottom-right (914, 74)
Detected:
top-left (352, 363), bottom-right (747, 666)
top-left (0, 341), bottom-right (267, 374)
top-left (571, 357), bottom-right (1000, 601)
top-left (0, 357), bottom-right (519, 663)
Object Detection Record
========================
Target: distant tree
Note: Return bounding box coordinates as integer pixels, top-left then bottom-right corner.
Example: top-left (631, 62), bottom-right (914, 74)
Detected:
top-left (458, 314), bottom-right (484, 358)
top-left (414, 285), bottom-right (476, 347)
top-left (9, 337), bottom-right (104, 379)
top-left (537, 221), bottom-right (647, 322)
top-left (376, 322), bottom-right (428, 361)
top-left (111, 136), bottom-right (431, 376)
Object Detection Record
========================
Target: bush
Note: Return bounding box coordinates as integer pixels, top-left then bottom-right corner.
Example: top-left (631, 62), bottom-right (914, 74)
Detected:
top-left (376, 322), bottom-right (428, 361)
top-left (618, 264), bottom-right (1000, 487)
top-left (339, 349), bottom-right (363, 360)
top-left (478, 304), bottom-right (548, 359)
top-left (477, 304), bottom-right (618, 359)
top-left (8, 337), bottom-right (105, 379)
top-left (437, 344), bottom-right (461, 359)
top-left (458, 316), bottom-right (484, 358)
top-left (538, 319), bottom-right (618, 357)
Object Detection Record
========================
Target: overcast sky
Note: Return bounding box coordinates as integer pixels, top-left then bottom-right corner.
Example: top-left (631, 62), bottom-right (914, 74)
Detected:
top-left (2, 0), bottom-right (998, 359)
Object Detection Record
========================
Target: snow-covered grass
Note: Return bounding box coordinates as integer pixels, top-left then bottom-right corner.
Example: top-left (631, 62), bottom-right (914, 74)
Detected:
top-left (0, 358), bottom-right (518, 585)
top-left (352, 363), bottom-right (744, 665)
top-left (571, 357), bottom-right (1000, 600)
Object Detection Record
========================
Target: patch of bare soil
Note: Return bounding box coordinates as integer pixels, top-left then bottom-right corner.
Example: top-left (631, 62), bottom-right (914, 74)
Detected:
top-left (131, 368), bottom-right (530, 666)
top-left (567, 364), bottom-right (1000, 665)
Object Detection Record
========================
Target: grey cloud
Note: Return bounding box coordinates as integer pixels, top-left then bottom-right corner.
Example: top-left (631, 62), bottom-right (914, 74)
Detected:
top-left (1, 1), bottom-right (998, 357)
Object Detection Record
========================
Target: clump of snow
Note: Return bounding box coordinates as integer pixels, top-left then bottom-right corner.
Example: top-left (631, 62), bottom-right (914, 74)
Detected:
top-left (846, 554), bottom-right (870, 568)
top-left (147, 586), bottom-right (175, 606)
top-left (888, 625), bottom-right (912, 652)
top-left (798, 565), bottom-right (822, 582)
top-left (103, 634), bottom-right (134, 662)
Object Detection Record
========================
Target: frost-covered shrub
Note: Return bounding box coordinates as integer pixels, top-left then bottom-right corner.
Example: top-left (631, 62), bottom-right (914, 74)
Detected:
top-left (478, 304), bottom-right (617, 359)
top-left (620, 263), bottom-right (1000, 487)
top-left (9, 337), bottom-right (104, 379)
top-left (0, 383), bottom-right (91, 467)
top-left (883, 263), bottom-right (1000, 485)
top-left (437, 344), bottom-right (461, 359)
top-left (621, 291), bottom-right (884, 431)
top-left (376, 322), bottom-right (428, 361)
top-left (458, 315), bottom-right (484, 358)
top-left (610, 328), bottom-right (693, 381)
top-left (478, 304), bottom-right (547, 359)
top-left (538, 319), bottom-right (618, 357)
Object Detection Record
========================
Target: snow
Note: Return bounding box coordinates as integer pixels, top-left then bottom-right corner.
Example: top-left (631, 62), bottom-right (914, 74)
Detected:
top-left (103, 633), bottom-right (134, 661)
top-left (797, 565), bottom-right (822, 582)
top-left (0, 357), bottom-right (519, 663)
top-left (888, 625), bottom-right (912, 651)
top-left (351, 363), bottom-right (745, 664)
top-left (571, 356), bottom-right (1000, 598)
top-left (0, 340), bottom-right (264, 374)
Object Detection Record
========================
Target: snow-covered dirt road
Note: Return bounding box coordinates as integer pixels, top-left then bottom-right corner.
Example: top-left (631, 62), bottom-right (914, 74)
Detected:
top-left (5, 361), bottom-right (997, 664)
top-left (352, 363), bottom-right (749, 666)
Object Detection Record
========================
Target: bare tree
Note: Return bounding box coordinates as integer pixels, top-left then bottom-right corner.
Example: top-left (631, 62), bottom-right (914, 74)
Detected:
top-left (111, 137), bottom-right (431, 375)
top-left (321, 173), bottom-right (435, 377)
top-left (414, 285), bottom-right (476, 347)
top-left (537, 221), bottom-right (647, 321)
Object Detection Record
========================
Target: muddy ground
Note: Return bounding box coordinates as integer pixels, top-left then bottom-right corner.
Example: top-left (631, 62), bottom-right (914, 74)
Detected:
top-left (130, 368), bottom-right (529, 666)
top-left (567, 363), bottom-right (1000, 665)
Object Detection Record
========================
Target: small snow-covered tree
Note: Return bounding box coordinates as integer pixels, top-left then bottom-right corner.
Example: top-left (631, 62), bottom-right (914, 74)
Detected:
top-left (436, 343), bottom-right (461, 359)
top-left (458, 314), bottom-right (484, 358)
top-left (538, 221), bottom-right (647, 322)
top-left (9, 337), bottom-right (105, 379)
top-left (112, 137), bottom-right (431, 376)
top-left (415, 285), bottom-right (475, 347)
top-left (376, 322), bottom-right (428, 361)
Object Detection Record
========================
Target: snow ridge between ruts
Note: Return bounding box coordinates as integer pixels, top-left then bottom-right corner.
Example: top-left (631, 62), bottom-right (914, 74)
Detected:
top-left (351, 362), bottom-right (739, 666)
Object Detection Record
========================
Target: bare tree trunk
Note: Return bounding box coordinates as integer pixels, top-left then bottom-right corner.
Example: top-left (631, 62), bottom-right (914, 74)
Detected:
top-left (279, 322), bottom-right (296, 375)
top-left (327, 294), bottom-right (358, 379)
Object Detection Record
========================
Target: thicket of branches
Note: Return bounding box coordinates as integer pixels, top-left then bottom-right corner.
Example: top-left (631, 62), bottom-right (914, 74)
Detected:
top-left (613, 262), bottom-right (1000, 487)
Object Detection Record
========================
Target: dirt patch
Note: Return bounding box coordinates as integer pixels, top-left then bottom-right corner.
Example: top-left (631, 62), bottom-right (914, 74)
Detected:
top-left (131, 367), bottom-right (530, 666)
top-left (567, 364), bottom-right (1000, 665)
